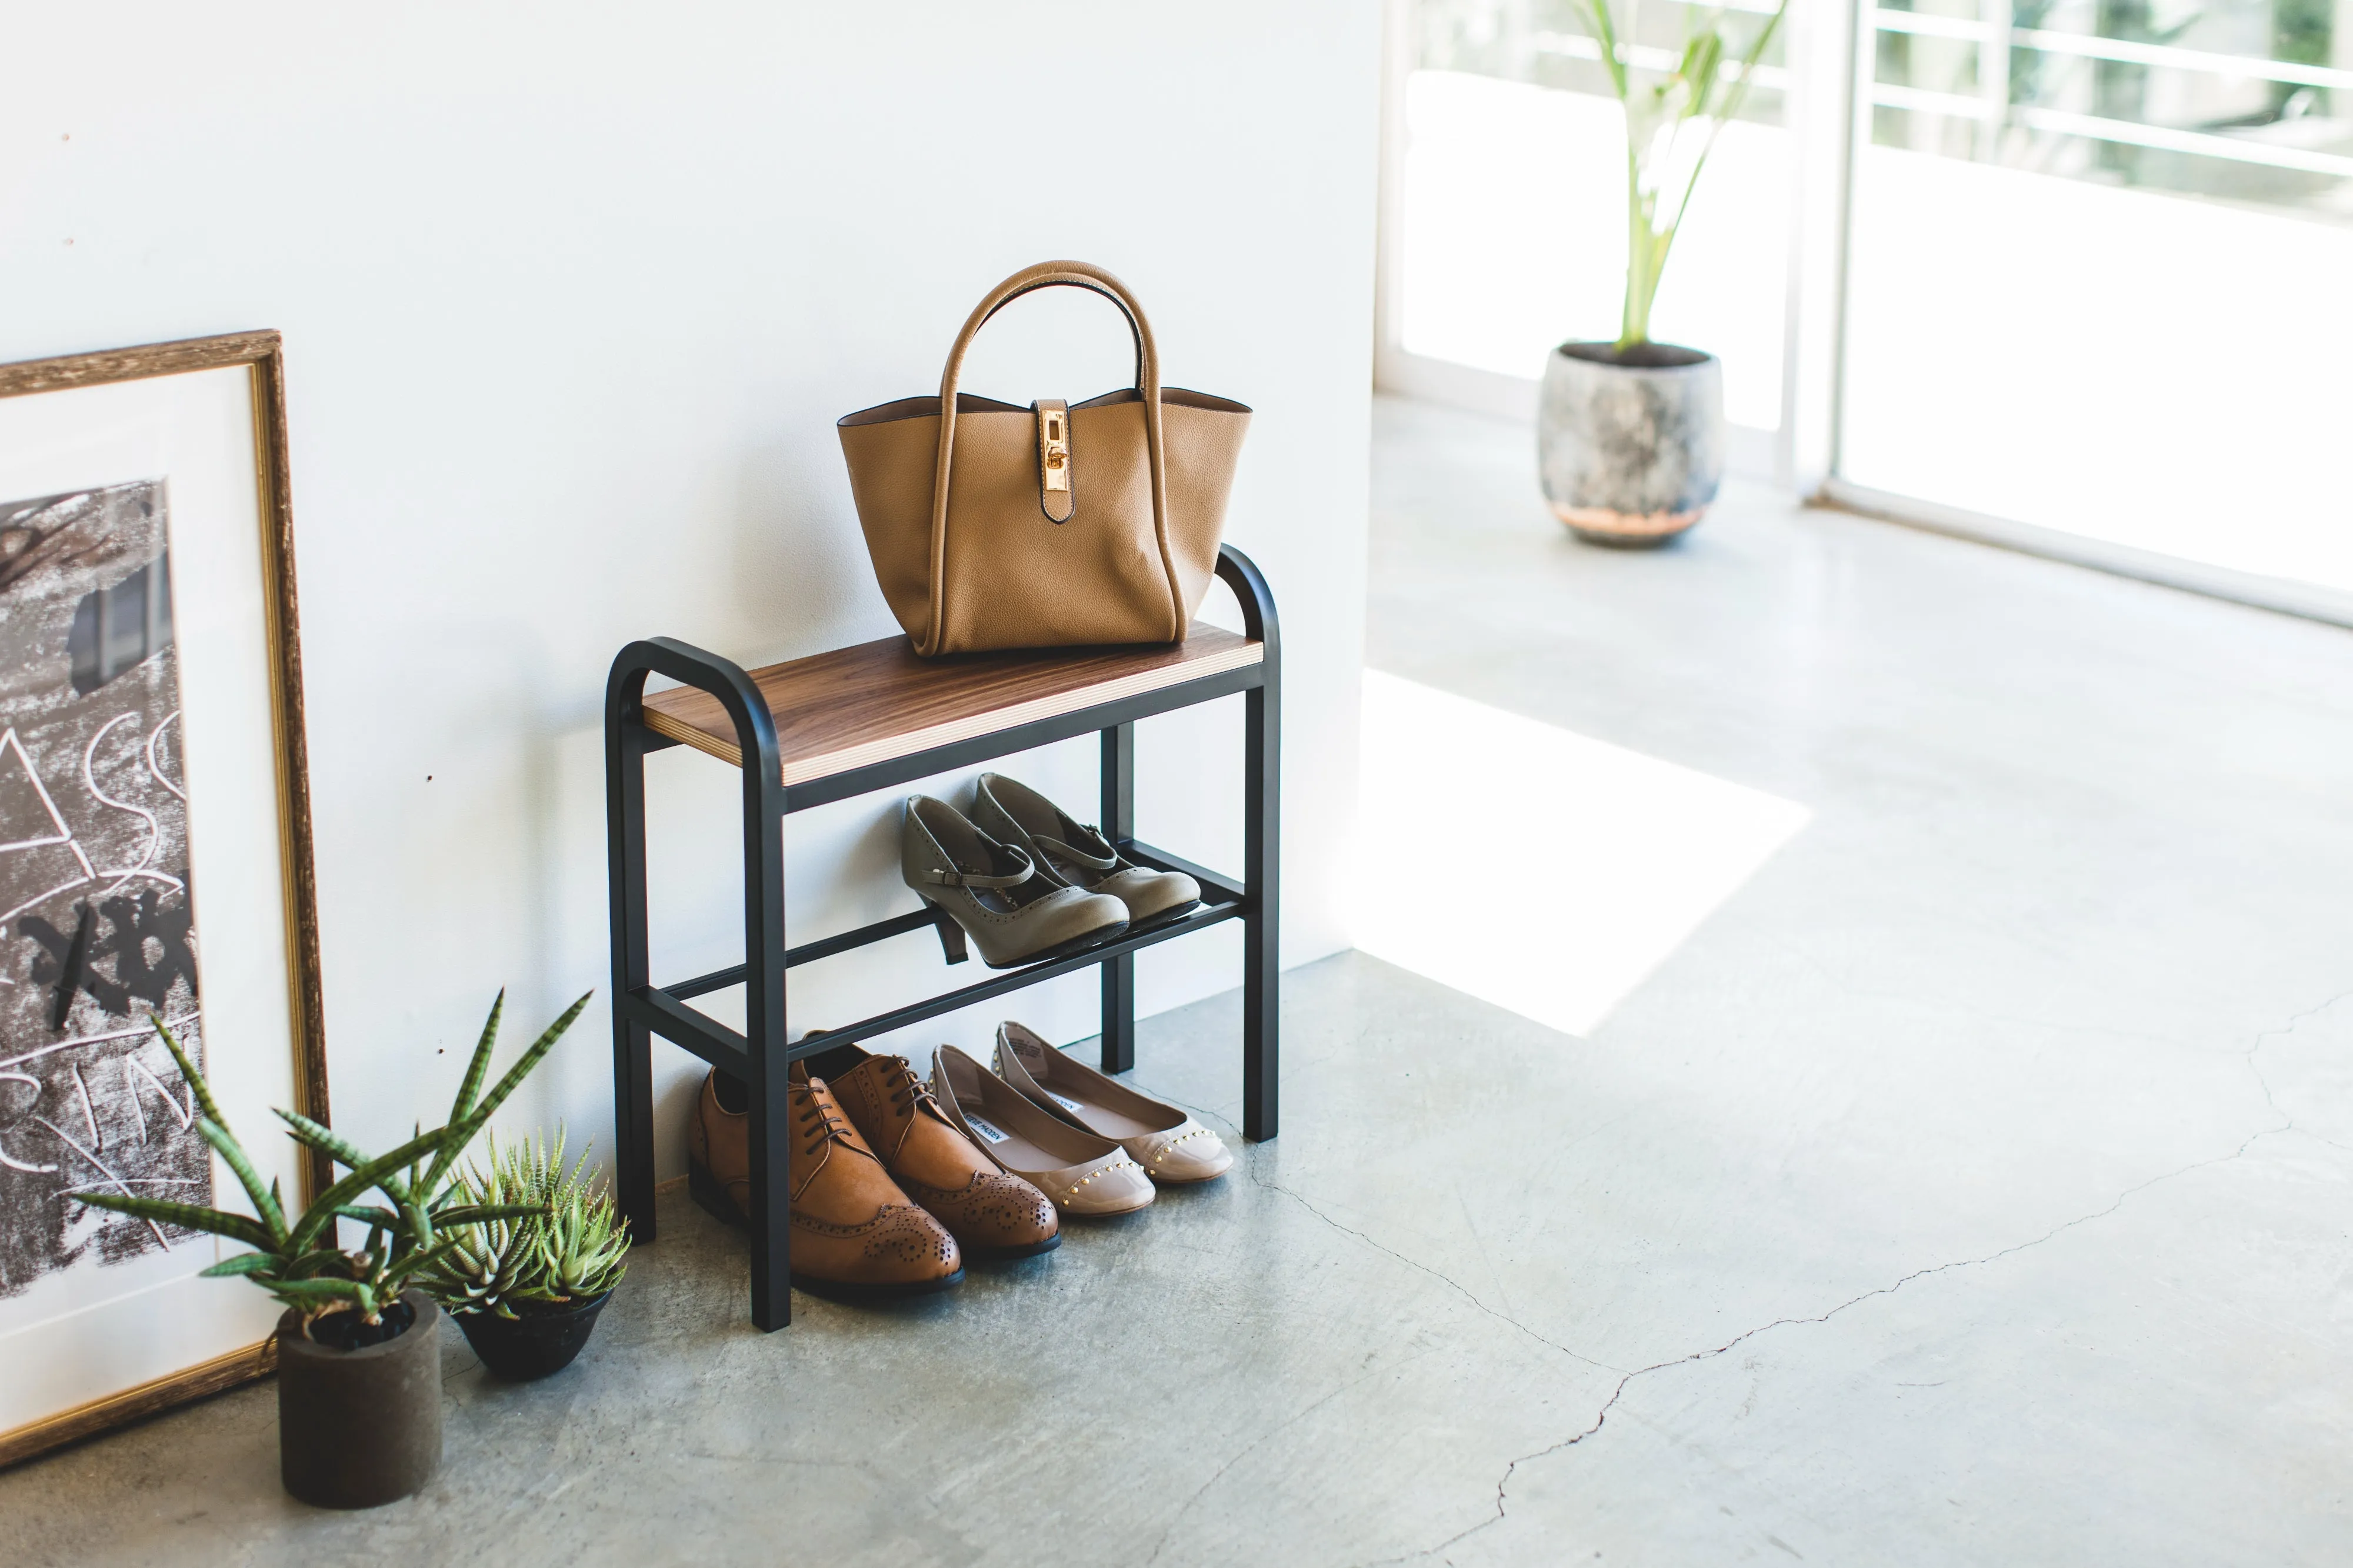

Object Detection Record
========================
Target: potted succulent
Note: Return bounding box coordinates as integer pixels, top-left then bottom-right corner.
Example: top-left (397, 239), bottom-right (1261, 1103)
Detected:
top-left (415, 1127), bottom-right (630, 1381)
top-left (72, 990), bottom-right (589, 1509)
top-left (1539, 0), bottom-right (1786, 546)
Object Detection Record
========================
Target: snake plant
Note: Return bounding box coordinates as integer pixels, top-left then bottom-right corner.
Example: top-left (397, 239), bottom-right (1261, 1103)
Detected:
top-left (71, 991), bottom-right (590, 1333)
top-left (1574, 0), bottom-right (1787, 349)
top-left (414, 1127), bottom-right (630, 1319)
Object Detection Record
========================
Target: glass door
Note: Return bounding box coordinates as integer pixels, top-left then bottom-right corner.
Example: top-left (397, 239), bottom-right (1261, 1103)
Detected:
top-left (1835, 0), bottom-right (2353, 592)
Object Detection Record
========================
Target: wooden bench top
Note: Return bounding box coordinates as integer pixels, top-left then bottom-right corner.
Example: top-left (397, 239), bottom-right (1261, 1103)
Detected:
top-left (639, 625), bottom-right (1263, 785)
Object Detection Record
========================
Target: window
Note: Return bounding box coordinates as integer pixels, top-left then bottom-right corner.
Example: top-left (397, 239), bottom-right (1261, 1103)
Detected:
top-left (1381, 0), bottom-right (2353, 606)
top-left (1388, 0), bottom-right (1792, 435)
top-left (1839, 0), bottom-right (2353, 592)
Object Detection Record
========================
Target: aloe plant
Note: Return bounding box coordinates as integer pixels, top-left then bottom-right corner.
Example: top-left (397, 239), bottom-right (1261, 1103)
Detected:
top-left (414, 1127), bottom-right (629, 1319)
top-left (72, 991), bottom-right (590, 1333)
top-left (1574, 0), bottom-right (1787, 349)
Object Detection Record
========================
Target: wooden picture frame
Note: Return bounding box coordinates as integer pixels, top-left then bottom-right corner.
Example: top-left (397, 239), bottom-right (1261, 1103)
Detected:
top-left (0, 332), bottom-right (326, 1466)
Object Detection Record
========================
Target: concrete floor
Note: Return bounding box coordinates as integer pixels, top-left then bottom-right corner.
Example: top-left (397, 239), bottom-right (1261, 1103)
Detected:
top-left (9, 396), bottom-right (2353, 1563)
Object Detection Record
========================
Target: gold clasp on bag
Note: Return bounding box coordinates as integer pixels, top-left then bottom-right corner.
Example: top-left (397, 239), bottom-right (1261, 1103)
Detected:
top-left (1034, 399), bottom-right (1075, 523)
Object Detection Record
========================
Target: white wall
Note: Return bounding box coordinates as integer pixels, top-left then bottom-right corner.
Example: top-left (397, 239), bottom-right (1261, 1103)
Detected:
top-left (0, 5), bottom-right (1378, 1178)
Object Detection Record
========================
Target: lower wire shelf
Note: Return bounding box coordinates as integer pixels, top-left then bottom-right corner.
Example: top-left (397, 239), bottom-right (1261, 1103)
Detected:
top-left (785, 893), bottom-right (1245, 1059)
top-left (624, 836), bottom-right (1249, 1069)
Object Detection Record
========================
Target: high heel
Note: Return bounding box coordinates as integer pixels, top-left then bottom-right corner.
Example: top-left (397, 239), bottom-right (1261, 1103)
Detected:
top-left (899, 795), bottom-right (1128, 969)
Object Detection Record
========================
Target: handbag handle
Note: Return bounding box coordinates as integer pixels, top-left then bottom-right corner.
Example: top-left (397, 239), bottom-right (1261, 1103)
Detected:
top-left (924, 261), bottom-right (1183, 655)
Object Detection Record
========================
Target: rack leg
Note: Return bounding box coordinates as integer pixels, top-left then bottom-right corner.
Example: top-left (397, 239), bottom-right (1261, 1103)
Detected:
top-left (742, 734), bottom-right (792, 1330)
top-left (607, 722), bottom-right (658, 1243)
top-left (1243, 679), bottom-right (1280, 1142)
top-left (1101, 722), bottom-right (1137, 1073)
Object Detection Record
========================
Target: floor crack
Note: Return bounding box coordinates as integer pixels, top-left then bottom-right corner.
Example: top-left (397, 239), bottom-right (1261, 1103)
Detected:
top-left (1142, 1356), bottom-right (1412, 1565)
top-left (1249, 1159), bottom-right (1619, 1376)
top-left (1368, 1118), bottom-right (2289, 1566)
top-left (1145, 1078), bottom-right (1617, 1379)
top-left (2242, 985), bottom-right (2353, 1131)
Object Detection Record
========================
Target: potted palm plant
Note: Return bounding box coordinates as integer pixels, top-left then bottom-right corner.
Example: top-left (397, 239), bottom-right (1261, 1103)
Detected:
top-left (72, 990), bottom-right (588, 1509)
top-left (1539, 0), bottom-right (1786, 546)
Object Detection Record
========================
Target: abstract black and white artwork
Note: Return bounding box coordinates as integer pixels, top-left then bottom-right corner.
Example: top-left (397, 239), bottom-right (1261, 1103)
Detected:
top-left (0, 479), bottom-right (209, 1297)
top-left (0, 335), bottom-right (321, 1467)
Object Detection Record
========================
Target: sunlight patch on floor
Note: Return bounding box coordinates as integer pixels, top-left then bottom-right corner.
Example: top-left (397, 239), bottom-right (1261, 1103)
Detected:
top-left (1354, 670), bottom-right (1811, 1038)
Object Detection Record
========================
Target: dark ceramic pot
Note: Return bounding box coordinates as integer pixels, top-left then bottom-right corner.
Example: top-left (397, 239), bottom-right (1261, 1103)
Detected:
top-left (275, 1289), bottom-right (441, 1509)
top-left (453, 1291), bottom-right (613, 1381)
top-left (1538, 341), bottom-right (1725, 546)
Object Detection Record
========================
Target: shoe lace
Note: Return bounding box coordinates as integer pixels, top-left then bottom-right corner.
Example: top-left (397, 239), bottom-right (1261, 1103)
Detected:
top-left (884, 1056), bottom-right (941, 1117)
top-left (794, 1084), bottom-right (859, 1154)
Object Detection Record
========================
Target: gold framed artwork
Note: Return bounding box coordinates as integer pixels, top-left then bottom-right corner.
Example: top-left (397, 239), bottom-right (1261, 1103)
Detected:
top-left (0, 333), bottom-right (326, 1466)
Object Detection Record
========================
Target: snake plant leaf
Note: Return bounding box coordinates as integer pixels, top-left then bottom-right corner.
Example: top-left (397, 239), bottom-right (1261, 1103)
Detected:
top-left (275, 1246), bottom-right (355, 1279)
top-left (382, 1235), bottom-right (465, 1290)
top-left (276, 1110), bottom-right (416, 1206)
top-left (286, 1123), bottom-right (458, 1254)
top-left (70, 1190), bottom-right (275, 1251)
top-left (148, 1015), bottom-right (224, 1130)
top-left (264, 1275), bottom-right (368, 1300)
top-left (142, 1017), bottom-right (286, 1249)
top-left (271, 1276), bottom-right (378, 1319)
top-left (421, 992), bottom-right (590, 1195)
top-left (83, 990), bottom-right (588, 1327)
top-left (276, 1108), bottom-right (373, 1170)
top-left (192, 1117), bottom-right (289, 1249)
top-left (446, 989), bottom-right (506, 1132)
top-left (199, 1251), bottom-right (282, 1279)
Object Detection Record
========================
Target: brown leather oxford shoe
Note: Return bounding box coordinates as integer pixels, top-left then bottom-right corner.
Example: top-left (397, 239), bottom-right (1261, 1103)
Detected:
top-left (819, 1045), bottom-right (1061, 1260)
top-left (686, 1069), bottom-right (964, 1300)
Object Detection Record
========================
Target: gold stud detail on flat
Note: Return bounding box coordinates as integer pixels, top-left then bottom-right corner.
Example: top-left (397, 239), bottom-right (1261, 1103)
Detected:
top-left (1149, 1127), bottom-right (1213, 1165)
top-left (1060, 1157), bottom-right (1142, 1202)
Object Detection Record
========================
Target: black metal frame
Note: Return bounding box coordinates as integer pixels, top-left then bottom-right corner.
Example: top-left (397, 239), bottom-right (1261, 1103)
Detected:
top-left (605, 545), bottom-right (1281, 1329)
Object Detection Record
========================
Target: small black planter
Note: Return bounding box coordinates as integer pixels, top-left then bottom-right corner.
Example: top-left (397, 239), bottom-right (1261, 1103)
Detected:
top-left (275, 1289), bottom-right (441, 1509)
top-left (452, 1290), bottom-right (613, 1381)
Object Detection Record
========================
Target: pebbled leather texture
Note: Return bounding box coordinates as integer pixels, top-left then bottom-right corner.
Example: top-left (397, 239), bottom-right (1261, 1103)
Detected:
top-left (836, 260), bottom-right (1252, 656)
top-left (823, 1046), bottom-right (1059, 1255)
top-left (688, 1070), bottom-right (962, 1288)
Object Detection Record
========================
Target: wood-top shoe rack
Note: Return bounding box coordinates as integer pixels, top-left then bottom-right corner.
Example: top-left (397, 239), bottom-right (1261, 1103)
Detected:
top-left (605, 544), bottom-right (1280, 1329)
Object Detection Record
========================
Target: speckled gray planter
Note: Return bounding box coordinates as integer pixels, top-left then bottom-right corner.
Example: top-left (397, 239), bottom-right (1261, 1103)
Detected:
top-left (1538, 341), bottom-right (1725, 546)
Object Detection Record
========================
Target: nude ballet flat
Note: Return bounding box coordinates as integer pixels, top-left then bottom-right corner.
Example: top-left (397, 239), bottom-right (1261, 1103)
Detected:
top-left (993, 1021), bottom-right (1234, 1184)
top-left (929, 1045), bottom-right (1154, 1217)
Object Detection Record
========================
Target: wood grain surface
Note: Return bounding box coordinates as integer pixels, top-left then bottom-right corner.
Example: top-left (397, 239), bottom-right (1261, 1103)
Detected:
top-left (0, 331), bottom-right (285, 399)
top-left (641, 626), bottom-right (1263, 782)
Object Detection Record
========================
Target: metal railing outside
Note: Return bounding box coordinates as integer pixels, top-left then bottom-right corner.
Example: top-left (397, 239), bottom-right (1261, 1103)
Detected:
top-left (1868, 5), bottom-right (2353, 182)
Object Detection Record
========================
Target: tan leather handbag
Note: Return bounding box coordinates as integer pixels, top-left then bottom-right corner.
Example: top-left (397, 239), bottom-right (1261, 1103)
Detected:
top-left (836, 261), bottom-right (1251, 657)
